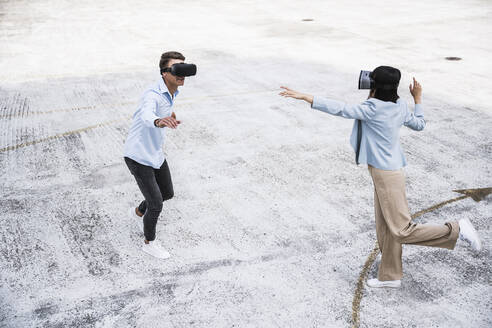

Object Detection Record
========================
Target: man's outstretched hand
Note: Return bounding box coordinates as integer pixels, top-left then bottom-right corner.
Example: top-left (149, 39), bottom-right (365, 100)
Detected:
top-left (154, 115), bottom-right (181, 129)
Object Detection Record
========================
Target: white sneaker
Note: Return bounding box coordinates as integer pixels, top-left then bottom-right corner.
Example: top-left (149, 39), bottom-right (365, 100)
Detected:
top-left (366, 278), bottom-right (401, 288)
top-left (142, 240), bottom-right (171, 259)
top-left (459, 218), bottom-right (482, 251)
top-left (129, 207), bottom-right (144, 234)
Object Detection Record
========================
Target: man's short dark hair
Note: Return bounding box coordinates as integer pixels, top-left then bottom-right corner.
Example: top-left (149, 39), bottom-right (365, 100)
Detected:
top-left (159, 51), bottom-right (185, 73)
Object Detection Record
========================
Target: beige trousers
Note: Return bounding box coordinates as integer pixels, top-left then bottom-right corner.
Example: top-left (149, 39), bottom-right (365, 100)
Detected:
top-left (368, 165), bottom-right (459, 281)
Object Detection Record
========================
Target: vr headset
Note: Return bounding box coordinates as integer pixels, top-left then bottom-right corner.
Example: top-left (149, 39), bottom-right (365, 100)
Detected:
top-left (358, 67), bottom-right (400, 90)
top-left (161, 63), bottom-right (197, 77)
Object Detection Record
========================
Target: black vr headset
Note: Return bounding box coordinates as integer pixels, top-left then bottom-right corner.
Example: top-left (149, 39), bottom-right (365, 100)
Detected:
top-left (358, 66), bottom-right (401, 90)
top-left (161, 63), bottom-right (197, 77)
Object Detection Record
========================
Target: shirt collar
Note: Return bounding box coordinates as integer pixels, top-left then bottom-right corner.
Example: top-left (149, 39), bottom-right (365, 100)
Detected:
top-left (158, 77), bottom-right (179, 98)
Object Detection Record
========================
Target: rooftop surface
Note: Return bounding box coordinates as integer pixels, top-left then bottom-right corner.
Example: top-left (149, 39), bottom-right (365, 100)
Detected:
top-left (0, 1), bottom-right (491, 327)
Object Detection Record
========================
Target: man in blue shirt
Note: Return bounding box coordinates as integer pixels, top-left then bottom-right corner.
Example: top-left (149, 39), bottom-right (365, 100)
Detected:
top-left (124, 51), bottom-right (186, 259)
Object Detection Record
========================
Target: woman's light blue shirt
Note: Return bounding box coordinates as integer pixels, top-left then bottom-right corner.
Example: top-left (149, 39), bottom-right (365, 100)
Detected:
top-left (124, 78), bottom-right (178, 169)
top-left (311, 97), bottom-right (425, 170)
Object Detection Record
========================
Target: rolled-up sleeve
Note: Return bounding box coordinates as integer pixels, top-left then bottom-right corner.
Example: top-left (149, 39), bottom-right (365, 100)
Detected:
top-left (311, 96), bottom-right (375, 121)
top-left (403, 104), bottom-right (426, 131)
top-left (140, 95), bottom-right (160, 128)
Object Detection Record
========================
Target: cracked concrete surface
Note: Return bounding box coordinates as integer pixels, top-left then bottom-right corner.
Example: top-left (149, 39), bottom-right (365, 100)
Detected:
top-left (1, 1), bottom-right (491, 327)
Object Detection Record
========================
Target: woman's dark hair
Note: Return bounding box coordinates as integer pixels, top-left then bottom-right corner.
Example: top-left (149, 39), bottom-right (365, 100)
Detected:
top-left (371, 66), bottom-right (401, 103)
top-left (372, 88), bottom-right (399, 103)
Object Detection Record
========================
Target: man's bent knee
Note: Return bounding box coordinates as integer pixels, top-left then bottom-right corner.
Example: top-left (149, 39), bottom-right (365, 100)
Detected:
top-left (147, 200), bottom-right (163, 214)
top-left (162, 190), bottom-right (174, 201)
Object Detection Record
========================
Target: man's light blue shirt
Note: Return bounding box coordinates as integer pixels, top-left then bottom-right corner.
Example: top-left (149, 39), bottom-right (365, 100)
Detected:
top-left (311, 97), bottom-right (425, 170)
top-left (124, 78), bottom-right (178, 169)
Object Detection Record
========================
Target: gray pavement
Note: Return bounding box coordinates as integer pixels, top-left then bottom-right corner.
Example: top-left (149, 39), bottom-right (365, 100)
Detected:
top-left (1, 1), bottom-right (491, 327)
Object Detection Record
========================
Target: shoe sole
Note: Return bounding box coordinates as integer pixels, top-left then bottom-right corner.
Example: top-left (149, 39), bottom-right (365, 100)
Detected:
top-left (142, 248), bottom-right (170, 259)
top-left (129, 207), bottom-right (144, 234)
top-left (462, 218), bottom-right (482, 251)
top-left (366, 282), bottom-right (401, 288)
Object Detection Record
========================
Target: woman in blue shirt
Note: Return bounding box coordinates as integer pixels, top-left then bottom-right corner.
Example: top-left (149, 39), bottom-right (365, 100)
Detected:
top-left (279, 66), bottom-right (482, 288)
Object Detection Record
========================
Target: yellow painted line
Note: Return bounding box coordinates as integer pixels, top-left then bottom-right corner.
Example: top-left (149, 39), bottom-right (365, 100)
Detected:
top-left (350, 193), bottom-right (479, 328)
top-left (0, 89), bottom-right (279, 152)
top-left (351, 241), bottom-right (379, 328)
top-left (411, 195), bottom-right (469, 219)
top-left (0, 118), bottom-right (125, 153)
top-left (0, 89), bottom-right (278, 119)
top-left (0, 102), bottom-right (134, 119)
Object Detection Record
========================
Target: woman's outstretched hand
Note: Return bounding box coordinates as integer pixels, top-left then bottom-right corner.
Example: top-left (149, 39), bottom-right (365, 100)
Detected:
top-left (409, 77), bottom-right (422, 104)
top-left (279, 86), bottom-right (314, 104)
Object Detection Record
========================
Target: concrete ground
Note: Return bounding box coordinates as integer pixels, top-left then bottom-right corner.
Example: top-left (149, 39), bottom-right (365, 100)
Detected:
top-left (0, 1), bottom-right (491, 327)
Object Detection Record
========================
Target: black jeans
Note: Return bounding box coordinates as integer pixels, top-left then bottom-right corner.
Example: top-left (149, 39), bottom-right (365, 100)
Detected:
top-left (124, 157), bottom-right (174, 241)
